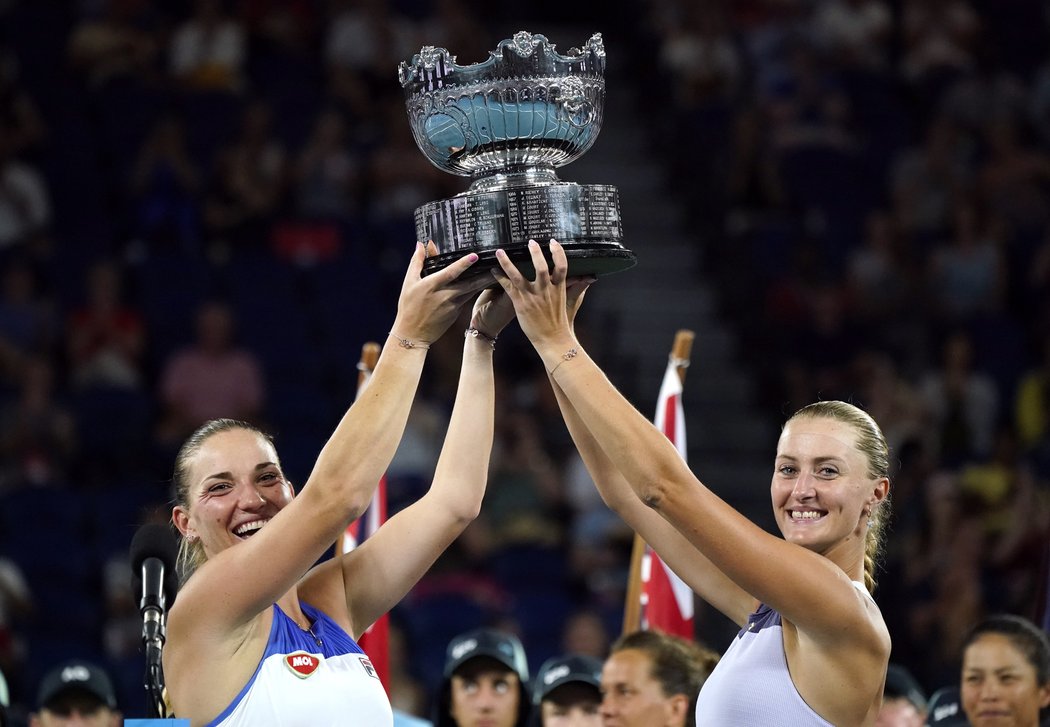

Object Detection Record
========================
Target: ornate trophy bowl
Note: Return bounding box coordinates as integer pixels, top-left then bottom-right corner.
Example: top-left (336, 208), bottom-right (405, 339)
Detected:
top-left (398, 30), bottom-right (636, 278)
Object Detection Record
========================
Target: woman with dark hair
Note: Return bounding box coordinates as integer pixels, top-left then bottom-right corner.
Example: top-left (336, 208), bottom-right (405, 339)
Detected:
top-left (163, 244), bottom-right (510, 726)
top-left (960, 614), bottom-right (1050, 727)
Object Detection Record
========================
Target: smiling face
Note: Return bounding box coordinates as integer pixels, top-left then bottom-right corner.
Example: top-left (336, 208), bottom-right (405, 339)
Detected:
top-left (771, 416), bottom-right (887, 558)
top-left (962, 633), bottom-right (1050, 727)
top-left (171, 427), bottom-right (293, 560)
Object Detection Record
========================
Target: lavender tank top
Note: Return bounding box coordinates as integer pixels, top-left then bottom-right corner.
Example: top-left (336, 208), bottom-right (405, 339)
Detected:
top-left (694, 582), bottom-right (873, 726)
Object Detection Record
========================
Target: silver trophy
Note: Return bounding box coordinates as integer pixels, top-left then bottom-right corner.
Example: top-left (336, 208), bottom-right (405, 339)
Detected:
top-left (398, 30), bottom-right (636, 278)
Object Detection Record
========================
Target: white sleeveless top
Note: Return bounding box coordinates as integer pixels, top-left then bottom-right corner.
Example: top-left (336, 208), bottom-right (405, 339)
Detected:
top-left (694, 582), bottom-right (874, 726)
top-left (205, 602), bottom-right (392, 726)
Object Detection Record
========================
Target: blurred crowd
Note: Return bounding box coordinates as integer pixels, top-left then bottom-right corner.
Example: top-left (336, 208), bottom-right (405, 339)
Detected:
top-left (0, 0), bottom-right (1048, 721)
top-left (640, 0), bottom-right (1050, 698)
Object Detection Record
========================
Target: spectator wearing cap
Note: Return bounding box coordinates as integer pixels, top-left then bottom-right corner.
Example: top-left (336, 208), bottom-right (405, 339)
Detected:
top-left (29, 659), bottom-right (121, 727)
top-left (531, 654), bottom-right (602, 727)
top-left (926, 685), bottom-right (967, 726)
top-left (599, 630), bottom-right (718, 727)
top-left (435, 628), bottom-right (530, 727)
top-left (876, 663), bottom-right (927, 726)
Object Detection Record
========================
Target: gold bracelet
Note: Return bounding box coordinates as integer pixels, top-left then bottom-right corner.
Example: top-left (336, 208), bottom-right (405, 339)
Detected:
top-left (465, 327), bottom-right (497, 349)
top-left (388, 331), bottom-right (430, 350)
top-left (548, 348), bottom-right (578, 375)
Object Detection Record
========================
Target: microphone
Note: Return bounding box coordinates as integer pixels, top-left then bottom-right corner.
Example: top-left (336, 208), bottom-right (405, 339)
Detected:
top-left (129, 523), bottom-right (179, 663)
top-left (130, 522), bottom-right (179, 718)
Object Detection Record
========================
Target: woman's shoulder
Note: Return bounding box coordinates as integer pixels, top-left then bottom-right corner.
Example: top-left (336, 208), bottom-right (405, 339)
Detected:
top-left (166, 568), bottom-right (277, 653)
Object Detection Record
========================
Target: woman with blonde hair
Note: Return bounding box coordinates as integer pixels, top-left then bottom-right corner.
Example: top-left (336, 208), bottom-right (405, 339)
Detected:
top-left (495, 240), bottom-right (892, 726)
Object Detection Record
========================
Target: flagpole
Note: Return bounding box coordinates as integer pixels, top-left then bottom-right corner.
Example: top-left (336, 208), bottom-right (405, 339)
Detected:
top-left (335, 342), bottom-right (382, 557)
top-left (357, 342), bottom-right (381, 391)
top-left (341, 340), bottom-right (393, 691)
top-left (622, 329), bottom-right (695, 636)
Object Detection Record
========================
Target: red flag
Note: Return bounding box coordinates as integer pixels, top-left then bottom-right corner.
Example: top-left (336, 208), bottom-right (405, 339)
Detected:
top-left (340, 350), bottom-right (390, 690)
top-left (639, 358), bottom-right (695, 638)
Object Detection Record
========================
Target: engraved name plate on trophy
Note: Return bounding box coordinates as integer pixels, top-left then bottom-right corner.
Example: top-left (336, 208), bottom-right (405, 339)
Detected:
top-left (398, 30), bottom-right (636, 278)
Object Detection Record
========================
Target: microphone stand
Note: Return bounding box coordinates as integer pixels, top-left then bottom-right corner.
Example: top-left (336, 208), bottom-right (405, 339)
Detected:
top-left (130, 523), bottom-right (179, 720)
top-left (143, 607), bottom-right (167, 718)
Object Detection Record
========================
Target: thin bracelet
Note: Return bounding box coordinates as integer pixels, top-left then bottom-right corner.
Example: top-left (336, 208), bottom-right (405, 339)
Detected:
top-left (548, 348), bottom-right (578, 375)
top-left (388, 331), bottom-right (430, 350)
top-left (465, 327), bottom-right (497, 349)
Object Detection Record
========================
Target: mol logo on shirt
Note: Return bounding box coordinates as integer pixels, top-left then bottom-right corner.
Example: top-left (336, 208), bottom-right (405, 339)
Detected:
top-left (284, 651), bottom-right (321, 678)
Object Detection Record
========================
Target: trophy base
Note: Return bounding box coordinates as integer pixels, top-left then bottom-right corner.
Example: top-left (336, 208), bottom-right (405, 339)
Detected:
top-left (423, 242), bottom-right (637, 280)
top-left (414, 181), bottom-right (636, 279)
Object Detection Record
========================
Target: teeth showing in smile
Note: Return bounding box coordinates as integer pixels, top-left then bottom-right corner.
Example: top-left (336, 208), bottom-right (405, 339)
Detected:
top-left (234, 519), bottom-right (268, 536)
top-left (790, 511), bottom-right (824, 520)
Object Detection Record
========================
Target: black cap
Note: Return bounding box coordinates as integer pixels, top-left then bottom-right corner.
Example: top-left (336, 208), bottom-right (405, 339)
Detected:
top-left (36, 660), bottom-right (117, 710)
top-left (532, 655), bottom-right (602, 705)
top-left (444, 628), bottom-right (529, 682)
top-left (436, 629), bottom-right (532, 727)
top-left (926, 685), bottom-right (967, 726)
top-left (883, 663), bottom-right (926, 711)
